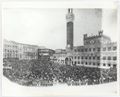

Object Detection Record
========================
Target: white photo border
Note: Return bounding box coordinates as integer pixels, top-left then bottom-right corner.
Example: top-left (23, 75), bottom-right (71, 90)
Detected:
top-left (0, 0), bottom-right (120, 96)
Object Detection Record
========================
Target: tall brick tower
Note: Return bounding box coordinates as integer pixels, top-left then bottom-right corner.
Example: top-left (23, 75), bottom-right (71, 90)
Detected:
top-left (66, 8), bottom-right (74, 51)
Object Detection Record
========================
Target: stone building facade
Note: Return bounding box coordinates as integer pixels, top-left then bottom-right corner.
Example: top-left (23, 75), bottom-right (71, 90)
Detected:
top-left (53, 9), bottom-right (117, 69)
top-left (3, 39), bottom-right (42, 60)
top-left (72, 31), bottom-right (117, 69)
top-left (52, 49), bottom-right (67, 65)
top-left (3, 40), bottom-right (19, 59)
top-left (53, 31), bottom-right (117, 69)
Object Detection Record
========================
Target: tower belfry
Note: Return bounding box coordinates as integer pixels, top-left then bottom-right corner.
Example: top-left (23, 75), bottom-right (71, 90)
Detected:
top-left (66, 8), bottom-right (74, 51)
top-left (68, 8), bottom-right (73, 13)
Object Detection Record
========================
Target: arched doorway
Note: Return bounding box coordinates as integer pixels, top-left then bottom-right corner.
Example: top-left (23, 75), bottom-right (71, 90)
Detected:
top-left (65, 57), bottom-right (73, 65)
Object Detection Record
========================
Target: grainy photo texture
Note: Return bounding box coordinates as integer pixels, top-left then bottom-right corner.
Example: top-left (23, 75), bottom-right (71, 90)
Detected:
top-left (2, 8), bottom-right (118, 95)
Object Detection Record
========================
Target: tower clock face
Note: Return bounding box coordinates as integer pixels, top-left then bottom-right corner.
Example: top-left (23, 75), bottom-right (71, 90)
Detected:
top-left (67, 44), bottom-right (70, 48)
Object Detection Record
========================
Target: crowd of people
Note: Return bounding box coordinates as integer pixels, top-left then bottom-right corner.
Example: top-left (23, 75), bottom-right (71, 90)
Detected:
top-left (3, 58), bottom-right (117, 86)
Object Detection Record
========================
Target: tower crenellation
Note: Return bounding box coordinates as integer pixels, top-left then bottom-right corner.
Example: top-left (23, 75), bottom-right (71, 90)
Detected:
top-left (84, 30), bottom-right (104, 40)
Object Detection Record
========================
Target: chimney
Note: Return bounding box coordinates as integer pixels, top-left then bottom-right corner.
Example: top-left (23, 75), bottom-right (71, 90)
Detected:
top-left (84, 34), bottom-right (87, 39)
top-left (98, 30), bottom-right (103, 36)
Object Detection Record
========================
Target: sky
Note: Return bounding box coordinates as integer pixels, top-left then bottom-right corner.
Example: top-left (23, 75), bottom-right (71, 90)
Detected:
top-left (3, 8), bottom-right (117, 50)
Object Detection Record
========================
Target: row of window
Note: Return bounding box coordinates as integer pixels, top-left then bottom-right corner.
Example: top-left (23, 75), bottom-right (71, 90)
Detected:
top-left (74, 61), bottom-right (100, 66)
top-left (103, 46), bottom-right (117, 51)
top-left (4, 54), bottom-right (18, 58)
top-left (74, 46), bottom-right (117, 52)
top-left (57, 59), bottom-right (117, 68)
top-left (81, 56), bottom-right (100, 60)
top-left (73, 61), bottom-right (116, 67)
top-left (72, 56), bottom-right (117, 61)
top-left (4, 45), bottom-right (17, 48)
top-left (4, 53), bottom-right (37, 58)
top-left (5, 45), bottom-right (35, 50)
top-left (5, 49), bottom-right (36, 52)
top-left (19, 56), bottom-right (36, 59)
top-left (23, 48), bottom-right (36, 51)
top-left (103, 56), bottom-right (117, 60)
top-left (4, 49), bottom-right (18, 53)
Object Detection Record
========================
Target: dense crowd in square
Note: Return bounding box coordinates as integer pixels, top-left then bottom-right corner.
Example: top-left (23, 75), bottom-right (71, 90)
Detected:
top-left (3, 58), bottom-right (117, 86)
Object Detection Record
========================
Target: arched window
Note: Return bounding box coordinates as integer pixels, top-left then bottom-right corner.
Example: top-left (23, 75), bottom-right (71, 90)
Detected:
top-left (93, 63), bottom-right (95, 65)
top-left (103, 63), bottom-right (106, 66)
top-left (89, 48), bottom-right (91, 51)
top-left (89, 56), bottom-right (91, 60)
top-left (108, 56), bottom-right (111, 60)
top-left (103, 56), bottom-right (106, 60)
top-left (113, 56), bottom-right (117, 60)
top-left (113, 46), bottom-right (117, 50)
top-left (103, 47), bottom-right (106, 51)
top-left (108, 64), bottom-right (111, 67)
top-left (81, 56), bottom-right (84, 59)
top-left (93, 56), bottom-right (95, 60)
top-left (108, 47), bottom-right (111, 51)
top-left (74, 56), bottom-right (76, 59)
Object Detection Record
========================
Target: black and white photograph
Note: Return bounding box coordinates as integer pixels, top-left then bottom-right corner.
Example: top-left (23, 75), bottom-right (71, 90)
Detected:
top-left (1, 1), bottom-right (119, 96)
